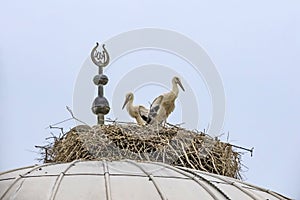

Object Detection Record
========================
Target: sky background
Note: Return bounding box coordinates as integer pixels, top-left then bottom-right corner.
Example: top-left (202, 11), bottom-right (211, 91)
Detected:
top-left (1, 0), bottom-right (300, 199)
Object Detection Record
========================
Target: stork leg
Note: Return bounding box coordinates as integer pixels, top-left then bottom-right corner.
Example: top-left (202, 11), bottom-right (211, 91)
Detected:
top-left (162, 120), bottom-right (167, 127)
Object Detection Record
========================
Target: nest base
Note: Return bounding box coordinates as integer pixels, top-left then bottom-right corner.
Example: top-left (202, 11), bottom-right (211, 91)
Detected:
top-left (38, 124), bottom-right (241, 179)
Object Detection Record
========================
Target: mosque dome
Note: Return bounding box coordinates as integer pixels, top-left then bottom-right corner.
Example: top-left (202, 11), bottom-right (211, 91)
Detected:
top-left (0, 160), bottom-right (290, 200)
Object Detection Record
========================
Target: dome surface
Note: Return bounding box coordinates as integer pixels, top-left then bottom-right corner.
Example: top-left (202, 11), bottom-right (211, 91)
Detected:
top-left (0, 160), bottom-right (290, 200)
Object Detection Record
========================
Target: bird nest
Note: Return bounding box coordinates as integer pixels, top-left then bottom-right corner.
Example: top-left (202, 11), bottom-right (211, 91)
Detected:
top-left (37, 124), bottom-right (242, 179)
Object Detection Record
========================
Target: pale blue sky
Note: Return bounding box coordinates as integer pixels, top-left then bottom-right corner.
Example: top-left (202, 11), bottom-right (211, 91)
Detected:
top-left (1, 1), bottom-right (300, 199)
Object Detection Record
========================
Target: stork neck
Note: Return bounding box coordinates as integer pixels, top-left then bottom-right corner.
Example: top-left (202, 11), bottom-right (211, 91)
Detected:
top-left (126, 99), bottom-right (134, 110)
top-left (171, 82), bottom-right (179, 96)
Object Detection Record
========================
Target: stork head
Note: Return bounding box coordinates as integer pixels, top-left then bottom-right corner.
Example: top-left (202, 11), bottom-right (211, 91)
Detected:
top-left (173, 76), bottom-right (185, 91)
top-left (122, 92), bottom-right (134, 109)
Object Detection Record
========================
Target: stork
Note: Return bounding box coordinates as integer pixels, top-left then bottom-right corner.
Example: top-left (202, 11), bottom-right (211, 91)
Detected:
top-left (122, 92), bottom-right (149, 126)
top-left (147, 76), bottom-right (185, 125)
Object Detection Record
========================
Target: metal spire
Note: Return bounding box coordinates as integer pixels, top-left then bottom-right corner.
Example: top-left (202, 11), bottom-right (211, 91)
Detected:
top-left (90, 42), bottom-right (110, 124)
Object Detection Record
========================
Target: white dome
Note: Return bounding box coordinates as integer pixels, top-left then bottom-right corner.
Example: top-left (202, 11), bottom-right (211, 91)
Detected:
top-left (0, 160), bottom-right (290, 200)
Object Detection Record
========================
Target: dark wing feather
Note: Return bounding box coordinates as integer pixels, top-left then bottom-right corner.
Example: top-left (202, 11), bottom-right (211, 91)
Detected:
top-left (147, 95), bottom-right (164, 124)
top-left (138, 106), bottom-right (149, 122)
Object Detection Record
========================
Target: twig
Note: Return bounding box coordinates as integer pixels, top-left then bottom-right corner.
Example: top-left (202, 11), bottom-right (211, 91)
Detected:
top-left (215, 132), bottom-right (225, 139)
top-left (226, 131), bottom-right (230, 142)
top-left (66, 106), bottom-right (89, 126)
top-left (106, 118), bottom-right (118, 124)
top-left (49, 126), bottom-right (64, 135)
top-left (166, 122), bottom-right (185, 129)
top-left (105, 119), bottom-right (136, 124)
top-left (34, 145), bottom-right (48, 150)
top-left (180, 141), bottom-right (196, 170)
top-left (45, 118), bottom-right (73, 129)
top-left (229, 144), bottom-right (254, 157)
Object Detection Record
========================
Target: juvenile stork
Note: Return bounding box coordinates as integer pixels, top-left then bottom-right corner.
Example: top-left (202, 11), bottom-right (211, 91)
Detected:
top-left (147, 76), bottom-right (185, 125)
top-left (122, 92), bottom-right (149, 126)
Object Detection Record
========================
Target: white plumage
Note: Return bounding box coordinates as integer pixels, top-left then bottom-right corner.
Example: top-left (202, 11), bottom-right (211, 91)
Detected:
top-left (147, 76), bottom-right (185, 125)
top-left (122, 92), bottom-right (149, 126)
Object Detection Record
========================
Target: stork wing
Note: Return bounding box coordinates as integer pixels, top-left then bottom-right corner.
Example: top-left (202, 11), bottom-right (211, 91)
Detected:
top-left (138, 105), bottom-right (149, 122)
top-left (147, 95), bottom-right (164, 124)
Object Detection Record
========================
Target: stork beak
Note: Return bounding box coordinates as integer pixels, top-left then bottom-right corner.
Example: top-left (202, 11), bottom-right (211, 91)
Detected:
top-left (122, 96), bottom-right (130, 109)
top-left (178, 80), bottom-right (185, 91)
